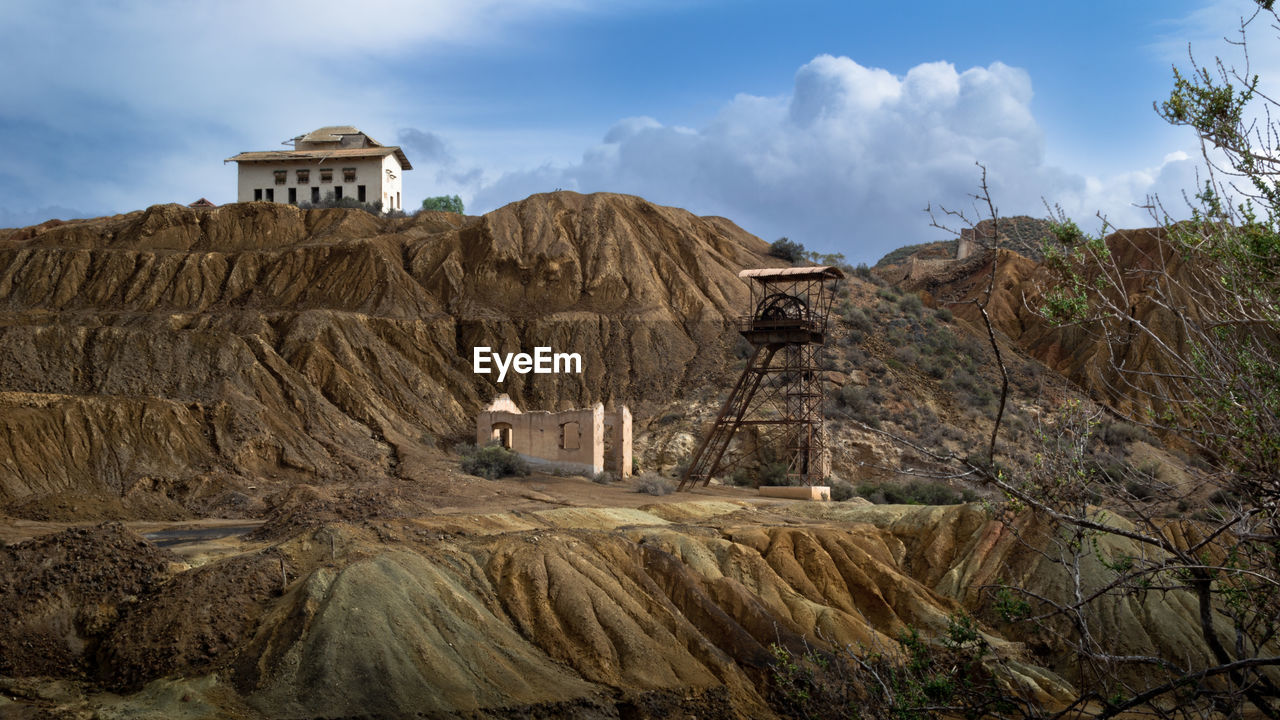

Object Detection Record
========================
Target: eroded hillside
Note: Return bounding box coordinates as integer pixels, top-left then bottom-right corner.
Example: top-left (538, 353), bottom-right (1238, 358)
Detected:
top-left (0, 501), bottom-right (1226, 719)
top-left (0, 193), bottom-right (772, 519)
top-left (0, 198), bottom-right (1240, 719)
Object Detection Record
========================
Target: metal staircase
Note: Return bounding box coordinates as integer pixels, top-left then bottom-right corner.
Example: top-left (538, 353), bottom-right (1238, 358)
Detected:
top-left (676, 345), bottom-right (776, 491)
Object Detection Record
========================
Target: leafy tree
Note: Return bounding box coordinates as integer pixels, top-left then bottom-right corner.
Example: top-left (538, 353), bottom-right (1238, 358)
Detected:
top-left (421, 194), bottom-right (465, 214)
top-left (960, 5), bottom-right (1280, 716)
top-left (768, 236), bottom-right (806, 263)
top-left (878, 5), bottom-right (1280, 716)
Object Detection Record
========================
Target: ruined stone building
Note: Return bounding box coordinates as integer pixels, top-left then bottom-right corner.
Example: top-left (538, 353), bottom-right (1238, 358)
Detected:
top-left (476, 395), bottom-right (632, 478)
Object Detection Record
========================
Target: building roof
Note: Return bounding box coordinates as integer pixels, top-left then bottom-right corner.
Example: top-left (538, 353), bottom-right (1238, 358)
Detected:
top-left (187, 197), bottom-right (217, 208)
top-left (293, 125), bottom-right (370, 145)
top-left (224, 146), bottom-right (413, 170)
top-left (739, 266), bottom-right (845, 281)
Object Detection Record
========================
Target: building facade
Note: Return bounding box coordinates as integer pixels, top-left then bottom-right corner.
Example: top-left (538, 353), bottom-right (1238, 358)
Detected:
top-left (476, 395), bottom-right (633, 478)
top-left (225, 126), bottom-right (411, 212)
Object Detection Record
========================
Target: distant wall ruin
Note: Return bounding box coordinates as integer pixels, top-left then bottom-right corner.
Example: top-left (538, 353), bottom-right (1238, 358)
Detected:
top-left (957, 225), bottom-right (995, 260)
top-left (476, 395), bottom-right (632, 478)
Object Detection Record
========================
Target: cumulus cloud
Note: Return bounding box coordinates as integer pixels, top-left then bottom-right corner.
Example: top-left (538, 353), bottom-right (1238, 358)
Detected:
top-left (473, 54), bottom-right (1204, 262)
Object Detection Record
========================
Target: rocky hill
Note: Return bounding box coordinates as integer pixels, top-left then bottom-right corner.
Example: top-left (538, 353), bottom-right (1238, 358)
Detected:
top-left (0, 193), bottom-right (773, 519)
top-left (907, 226), bottom-right (1200, 423)
top-left (0, 197), bottom-right (1233, 719)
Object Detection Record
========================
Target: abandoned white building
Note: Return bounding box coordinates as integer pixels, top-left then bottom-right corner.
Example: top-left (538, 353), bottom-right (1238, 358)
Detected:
top-left (476, 395), bottom-right (632, 478)
top-left (225, 126), bottom-right (411, 212)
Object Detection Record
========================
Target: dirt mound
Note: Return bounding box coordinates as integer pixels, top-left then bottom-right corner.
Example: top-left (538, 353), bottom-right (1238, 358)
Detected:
top-left (97, 546), bottom-right (294, 691)
top-left (0, 193), bottom-right (772, 519)
top-left (0, 522), bottom-right (177, 677)
top-left (225, 505), bottom-right (1079, 717)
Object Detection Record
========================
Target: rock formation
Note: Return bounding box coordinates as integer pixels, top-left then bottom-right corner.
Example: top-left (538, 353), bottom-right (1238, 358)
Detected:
top-left (0, 193), bottom-right (773, 518)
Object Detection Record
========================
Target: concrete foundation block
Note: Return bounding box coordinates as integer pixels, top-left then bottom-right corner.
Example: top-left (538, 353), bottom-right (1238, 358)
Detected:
top-left (758, 485), bottom-right (832, 501)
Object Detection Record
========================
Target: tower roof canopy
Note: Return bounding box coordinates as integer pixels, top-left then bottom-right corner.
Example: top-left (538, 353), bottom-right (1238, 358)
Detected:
top-left (738, 266), bottom-right (845, 282)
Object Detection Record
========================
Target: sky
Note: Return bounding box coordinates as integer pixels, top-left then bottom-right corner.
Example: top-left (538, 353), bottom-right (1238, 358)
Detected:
top-left (1, 0), bottom-right (1275, 262)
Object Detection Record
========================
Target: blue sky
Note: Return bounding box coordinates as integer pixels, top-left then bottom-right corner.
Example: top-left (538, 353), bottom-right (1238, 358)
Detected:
top-left (0, 0), bottom-right (1270, 262)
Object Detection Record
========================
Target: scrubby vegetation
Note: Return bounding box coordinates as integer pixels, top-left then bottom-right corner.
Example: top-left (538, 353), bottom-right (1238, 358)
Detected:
top-left (767, 613), bottom-right (1016, 718)
top-left (856, 480), bottom-right (977, 506)
top-left (767, 236), bottom-right (806, 263)
top-left (633, 473), bottom-right (674, 496)
top-left (457, 442), bottom-right (530, 480)
top-left (298, 195), bottom-right (399, 216)
top-left (873, 239), bottom-right (959, 268)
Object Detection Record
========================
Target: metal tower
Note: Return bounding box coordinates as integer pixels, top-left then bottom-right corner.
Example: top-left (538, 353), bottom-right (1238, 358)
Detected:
top-left (677, 266), bottom-right (844, 491)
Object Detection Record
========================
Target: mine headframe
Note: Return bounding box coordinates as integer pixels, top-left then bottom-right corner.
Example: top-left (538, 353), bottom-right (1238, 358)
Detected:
top-left (677, 265), bottom-right (844, 491)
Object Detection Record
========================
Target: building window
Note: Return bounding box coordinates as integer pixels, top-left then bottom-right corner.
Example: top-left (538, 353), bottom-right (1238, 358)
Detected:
top-left (560, 422), bottom-right (580, 450)
top-left (343, 167), bottom-right (356, 182)
top-left (273, 170), bottom-right (286, 185)
top-left (288, 187), bottom-right (297, 204)
top-left (296, 169), bottom-right (309, 184)
top-left (265, 188), bottom-right (274, 202)
top-left (311, 187), bottom-right (320, 203)
top-left (334, 186), bottom-right (343, 201)
top-left (357, 185), bottom-right (366, 202)
top-left (320, 168), bottom-right (332, 183)
top-left (396, 192), bottom-right (400, 210)
top-left (254, 188), bottom-right (262, 201)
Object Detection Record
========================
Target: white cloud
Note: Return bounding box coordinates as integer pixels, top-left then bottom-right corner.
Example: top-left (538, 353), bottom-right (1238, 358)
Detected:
top-left (473, 54), bottom-right (1194, 262)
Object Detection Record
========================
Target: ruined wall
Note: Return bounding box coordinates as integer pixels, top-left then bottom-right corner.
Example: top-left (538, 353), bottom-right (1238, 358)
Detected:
top-left (603, 407), bottom-right (632, 479)
top-left (477, 395), bottom-right (632, 477)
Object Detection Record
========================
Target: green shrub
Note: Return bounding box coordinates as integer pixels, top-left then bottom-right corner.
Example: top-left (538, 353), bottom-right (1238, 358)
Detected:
top-left (829, 478), bottom-right (856, 501)
top-left (922, 355), bottom-right (948, 379)
top-left (840, 304), bottom-right (873, 332)
top-left (768, 237), bottom-right (805, 263)
top-left (634, 473), bottom-right (674, 496)
top-left (934, 307), bottom-right (954, 322)
top-left (897, 293), bottom-right (924, 316)
top-left (838, 384), bottom-right (882, 428)
top-left (1124, 479), bottom-right (1156, 500)
top-left (592, 471), bottom-right (616, 485)
top-left (729, 467), bottom-right (755, 487)
top-left (876, 286), bottom-right (900, 302)
top-left (895, 344), bottom-right (922, 368)
top-left (657, 411), bottom-right (683, 425)
top-left (1097, 421), bottom-right (1154, 449)
top-left (421, 194), bottom-right (465, 214)
top-left (856, 479), bottom-right (976, 505)
top-left (760, 461), bottom-right (790, 486)
top-left (767, 613), bottom-right (998, 718)
top-left (458, 442), bottom-right (530, 480)
top-left (1209, 488), bottom-right (1240, 506)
